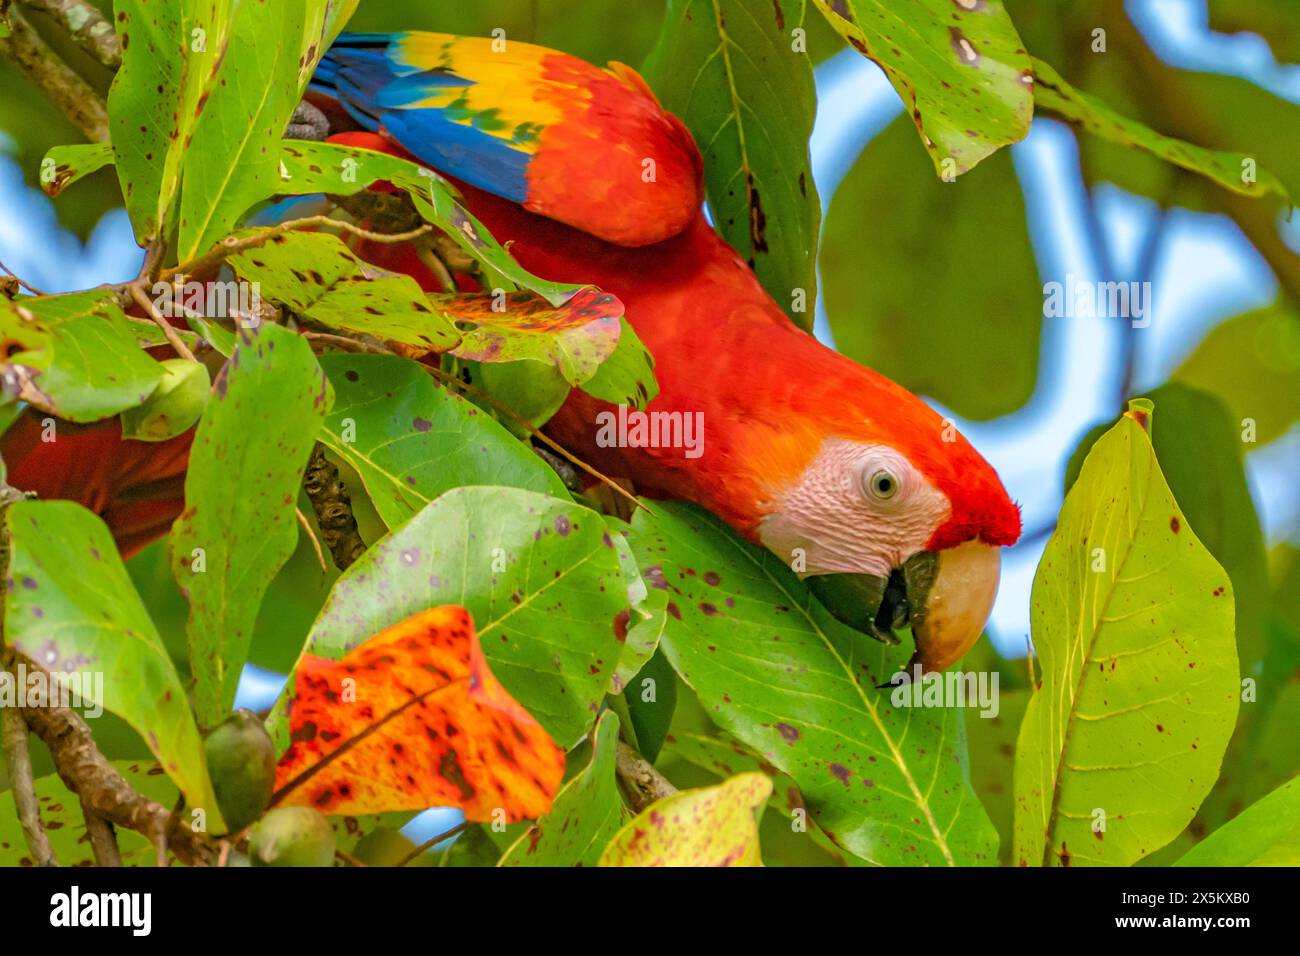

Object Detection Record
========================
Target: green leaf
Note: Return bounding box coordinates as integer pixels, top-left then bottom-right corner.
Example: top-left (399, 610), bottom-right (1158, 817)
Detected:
top-left (0, 760), bottom-right (180, 867)
top-left (39, 142), bottom-right (114, 197)
top-left (228, 230), bottom-right (461, 352)
top-left (812, 0), bottom-right (1032, 175)
top-left (108, 0), bottom-right (235, 244)
top-left (1065, 385), bottom-right (1270, 684)
top-left (1015, 399), bottom-right (1240, 867)
top-left (643, 0), bottom-right (820, 329)
top-left (475, 359), bottom-right (572, 431)
top-left (498, 711), bottom-right (625, 867)
top-left (599, 772), bottom-right (771, 866)
top-left (821, 115), bottom-right (1041, 419)
top-left (1176, 775), bottom-right (1300, 866)
top-left (1174, 303), bottom-right (1300, 447)
top-left (630, 502), bottom-right (998, 866)
top-left (316, 353), bottom-right (566, 528)
top-left (623, 646), bottom-right (677, 764)
top-left (4, 501), bottom-right (221, 826)
top-left (1032, 57), bottom-right (1291, 205)
top-left (276, 141), bottom-right (586, 305)
top-left (659, 731), bottom-right (845, 851)
top-left (448, 288), bottom-right (624, 386)
top-left (170, 322), bottom-right (331, 727)
top-left (1179, 596), bottom-right (1300, 857)
top-left (271, 486), bottom-right (629, 748)
top-left (579, 318), bottom-right (659, 410)
top-left (177, 2), bottom-right (311, 260)
top-left (963, 687), bottom-right (1029, 866)
top-left (607, 519), bottom-right (669, 695)
top-left (0, 291), bottom-right (164, 422)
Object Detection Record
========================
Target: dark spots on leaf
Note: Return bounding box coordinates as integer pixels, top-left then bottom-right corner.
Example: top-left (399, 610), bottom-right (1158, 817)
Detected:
top-left (703, 571), bottom-right (721, 586)
top-left (776, 722), bottom-right (799, 742)
top-left (666, 602), bottom-right (682, 621)
top-left (949, 27), bottom-right (980, 65)
top-left (613, 610), bottom-right (629, 642)
top-left (412, 417), bottom-right (431, 432)
top-left (1170, 515), bottom-right (1180, 533)
top-left (829, 763), bottom-right (851, 785)
top-left (699, 602), bottom-right (720, 616)
top-left (554, 514), bottom-right (570, 537)
top-left (746, 173), bottom-right (769, 255)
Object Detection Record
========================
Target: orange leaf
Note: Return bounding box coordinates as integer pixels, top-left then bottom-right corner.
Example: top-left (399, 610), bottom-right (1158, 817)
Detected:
top-left (273, 606), bottom-right (565, 822)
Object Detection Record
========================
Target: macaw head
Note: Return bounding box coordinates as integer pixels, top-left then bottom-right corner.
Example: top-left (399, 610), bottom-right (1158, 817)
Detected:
top-left (747, 356), bottom-right (1021, 677)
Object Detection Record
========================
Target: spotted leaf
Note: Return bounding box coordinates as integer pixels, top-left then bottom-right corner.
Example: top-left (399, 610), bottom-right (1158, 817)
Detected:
top-left (812, 0), bottom-right (1033, 175)
top-left (273, 605), bottom-right (565, 822)
top-left (598, 772), bottom-right (772, 867)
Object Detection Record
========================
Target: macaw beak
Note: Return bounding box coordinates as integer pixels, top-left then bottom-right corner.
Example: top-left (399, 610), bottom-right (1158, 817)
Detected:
top-left (808, 540), bottom-right (1002, 677)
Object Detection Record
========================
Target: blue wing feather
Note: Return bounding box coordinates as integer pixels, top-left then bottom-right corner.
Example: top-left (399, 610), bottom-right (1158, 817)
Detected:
top-left (312, 33), bottom-right (533, 203)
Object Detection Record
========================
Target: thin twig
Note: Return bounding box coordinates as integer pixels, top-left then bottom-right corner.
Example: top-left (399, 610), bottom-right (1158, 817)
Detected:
top-left (159, 217), bottom-right (434, 286)
top-left (394, 821), bottom-right (469, 867)
top-left (1, 699), bottom-right (57, 866)
top-left (414, 241), bottom-right (456, 293)
top-left (0, 3), bottom-right (108, 142)
top-left (81, 802), bottom-right (122, 866)
top-left (128, 282), bottom-right (197, 362)
top-left (136, 241), bottom-right (166, 284)
top-left (615, 740), bottom-right (677, 813)
top-left (334, 847), bottom-right (368, 867)
top-left (301, 330), bottom-right (390, 355)
top-left (0, 257), bottom-right (45, 296)
top-left (296, 506), bottom-right (329, 573)
top-left (19, 0), bottom-right (121, 68)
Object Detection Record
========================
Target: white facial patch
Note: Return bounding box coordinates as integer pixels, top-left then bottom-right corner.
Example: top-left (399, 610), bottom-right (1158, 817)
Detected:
top-left (756, 437), bottom-right (951, 578)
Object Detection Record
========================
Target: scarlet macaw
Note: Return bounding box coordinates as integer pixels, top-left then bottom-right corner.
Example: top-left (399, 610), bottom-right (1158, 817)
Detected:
top-left (310, 32), bottom-right (1021, 672)
top-left (4, 32), bottom-right (1021, 673)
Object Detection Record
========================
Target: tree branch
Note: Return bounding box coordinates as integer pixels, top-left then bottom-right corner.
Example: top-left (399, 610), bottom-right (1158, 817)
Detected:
top-left (0, 2), bottom-right (107, 142)
top-left (3, 650), bottom-right (219, 867)
top-left (0, 695), bottom-right (57, 866)
top-left (19, 0), bottom-right (120, 68)
top-left (80, 800), bottom-right (122, 866)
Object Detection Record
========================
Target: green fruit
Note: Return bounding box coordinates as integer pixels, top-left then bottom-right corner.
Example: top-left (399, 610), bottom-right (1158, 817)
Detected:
top-left (120, 358), bottom-right (210, 441)
top-left (204, 708), bottom-right (275, 835)
top-left (249, 807), bottom-right (336, 867)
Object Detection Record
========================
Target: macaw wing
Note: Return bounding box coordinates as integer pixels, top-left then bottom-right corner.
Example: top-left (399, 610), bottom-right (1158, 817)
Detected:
top-left (312, 32), bottom-right (703, 246)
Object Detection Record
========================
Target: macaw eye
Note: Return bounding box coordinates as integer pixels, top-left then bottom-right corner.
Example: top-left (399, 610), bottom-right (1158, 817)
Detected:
top-left (867, 469), bottom-right (899, 500)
